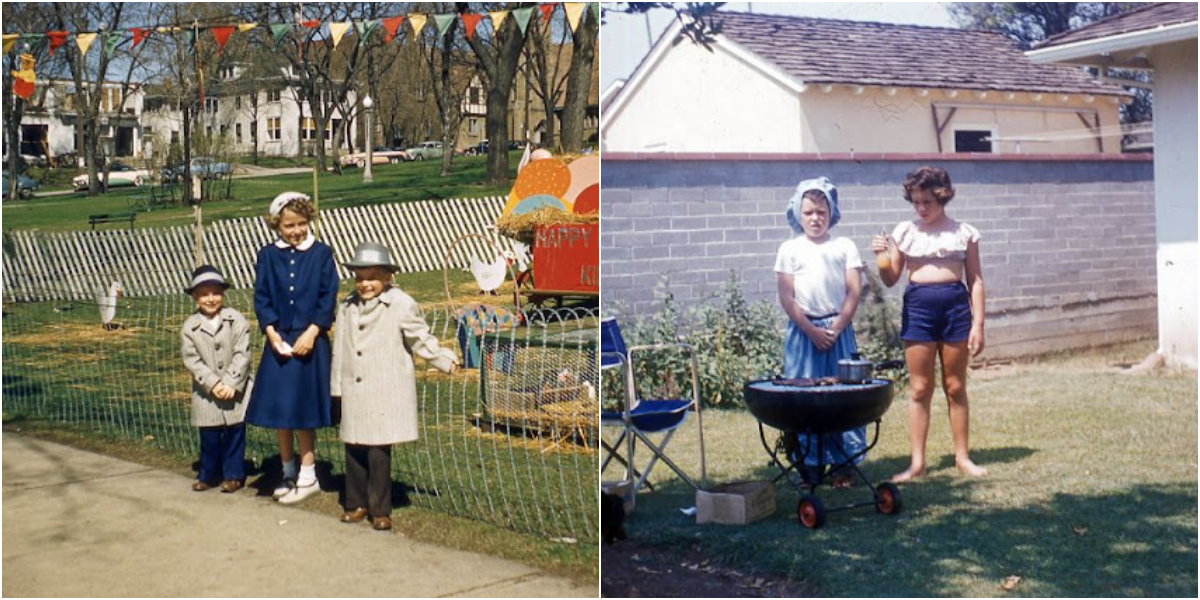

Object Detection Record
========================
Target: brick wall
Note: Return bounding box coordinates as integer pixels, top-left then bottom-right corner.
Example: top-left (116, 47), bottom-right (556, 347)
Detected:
top-left (601, 154), bottom-right (1157, 359)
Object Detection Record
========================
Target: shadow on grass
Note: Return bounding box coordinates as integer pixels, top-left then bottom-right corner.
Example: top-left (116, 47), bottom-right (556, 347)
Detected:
top-left (620, 472), bottom-right (1196, 596)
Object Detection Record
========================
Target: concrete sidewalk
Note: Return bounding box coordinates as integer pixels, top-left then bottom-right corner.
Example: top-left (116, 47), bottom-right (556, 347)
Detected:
top-left (2, 433), bottom-right (596, 598)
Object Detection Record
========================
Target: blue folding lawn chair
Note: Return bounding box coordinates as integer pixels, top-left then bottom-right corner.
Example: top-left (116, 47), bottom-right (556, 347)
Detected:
top-left (600, 317), bottom-right (707, 493)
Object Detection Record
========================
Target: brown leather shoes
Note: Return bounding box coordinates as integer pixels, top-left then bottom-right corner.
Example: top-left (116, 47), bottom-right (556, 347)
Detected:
top-left (341, 508), bottom-right (369, 523)
top-left (220, 480), bottom-right (244, 494)
top-left (192, 480), bottom-right (215, 492)
top-left (371, 515), bottom-right (392, 531)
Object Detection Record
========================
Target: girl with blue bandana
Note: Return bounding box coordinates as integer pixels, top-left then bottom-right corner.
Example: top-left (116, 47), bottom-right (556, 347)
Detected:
top-left (774, 176), bottom-right (866, 488)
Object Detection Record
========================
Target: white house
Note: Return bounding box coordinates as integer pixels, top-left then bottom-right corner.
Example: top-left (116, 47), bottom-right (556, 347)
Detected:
top-left (603, 11), bottom-right (1129, 155)
top-left (1028, 3), bottom-right (1198, 368)
top-left (16, 79), bottom-right (146, 162)
top-left (141, 64), bottom-right (358, 161)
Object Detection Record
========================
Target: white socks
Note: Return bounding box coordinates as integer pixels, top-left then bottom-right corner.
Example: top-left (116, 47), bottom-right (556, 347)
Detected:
top-left (297, 463), bottom-right (317, 487)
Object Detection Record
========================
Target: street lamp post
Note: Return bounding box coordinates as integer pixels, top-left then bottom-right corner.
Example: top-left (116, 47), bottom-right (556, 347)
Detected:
top-left (362, 95), bottom-right (374, 183)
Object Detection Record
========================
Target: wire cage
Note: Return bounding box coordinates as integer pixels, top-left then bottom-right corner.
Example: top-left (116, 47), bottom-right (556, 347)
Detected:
top-left (478, 316), bottom-right (598, 448)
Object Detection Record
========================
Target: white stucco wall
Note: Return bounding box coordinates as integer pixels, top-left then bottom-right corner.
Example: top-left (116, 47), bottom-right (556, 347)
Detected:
top-left (1148, 39), bottom-right (1198, 368)
top-left (602, 37), bottom-right (805, 153)
top-left (604, 35), bottom-right (1124, 155)
top-left (797, 88), bottom-right (1123, 154)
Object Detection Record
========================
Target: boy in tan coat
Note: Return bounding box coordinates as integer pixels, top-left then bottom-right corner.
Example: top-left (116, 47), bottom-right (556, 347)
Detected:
top-left (332, 242), bottom-right (459, 530)
top-left (181, 266), bottom-right (251, 493)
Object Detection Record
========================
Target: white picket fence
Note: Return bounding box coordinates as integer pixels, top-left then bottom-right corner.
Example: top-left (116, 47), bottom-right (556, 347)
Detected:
top-left (1, 196), bottom-right (521, 303)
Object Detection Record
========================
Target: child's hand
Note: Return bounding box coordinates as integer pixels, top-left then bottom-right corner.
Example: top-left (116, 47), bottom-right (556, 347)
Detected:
top-left (292, 327), bottom-right (319, 357)
top-left (212, 383), bottom-right (235, 401)
top-left (803, 322), bottom-right (837, 351)
top-left (870, 234), bottom-right (890, 254)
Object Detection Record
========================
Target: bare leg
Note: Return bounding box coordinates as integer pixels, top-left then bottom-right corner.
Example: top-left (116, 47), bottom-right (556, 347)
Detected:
top-left (893, 342), bottom-right (938, 482)
top-left (297, 429), bottom-right (316, 467)
top-left (941, 342), bottom-right (987, 477)
top-left (277, 429), bottom-right (295, 463)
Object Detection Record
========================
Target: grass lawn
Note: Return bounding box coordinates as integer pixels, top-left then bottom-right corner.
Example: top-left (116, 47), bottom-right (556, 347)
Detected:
top-left (603, 341), bottom-right (1197, 597)
top-left (2, 152), bottom-right (522, 232)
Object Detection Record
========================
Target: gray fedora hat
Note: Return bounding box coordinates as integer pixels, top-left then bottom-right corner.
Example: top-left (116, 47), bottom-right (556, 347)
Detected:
top-left (343, 241), bottom-right (401, 272)
top-left (185, 265), bottom-right (231, 294)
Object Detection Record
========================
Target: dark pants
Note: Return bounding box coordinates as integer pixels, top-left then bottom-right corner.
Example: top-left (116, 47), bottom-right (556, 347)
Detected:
top-left (198, 423), bottom-right (246, 483)
top-left (344, 444), bottom-right (393, 518)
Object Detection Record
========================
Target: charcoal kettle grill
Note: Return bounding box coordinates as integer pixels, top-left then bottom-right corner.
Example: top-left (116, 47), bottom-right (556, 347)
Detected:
top-left (743, 377), bottom-right (903, 528)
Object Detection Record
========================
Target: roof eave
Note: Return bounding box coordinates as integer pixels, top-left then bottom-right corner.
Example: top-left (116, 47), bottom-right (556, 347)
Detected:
top-left (1026, 20), bottom-right (1198, 65)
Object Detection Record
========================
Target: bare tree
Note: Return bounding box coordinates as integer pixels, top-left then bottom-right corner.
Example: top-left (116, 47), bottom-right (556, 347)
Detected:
top-left (524, 12), bottom-right (571, 150)
top-left (459, 2), bottom-right (529, 184)
top-left (560, 7), bottom-right (598, 152)
top-left (47, 3), bottom-right (152, 196)
top-left (2, 5), bottom-right (54, 201)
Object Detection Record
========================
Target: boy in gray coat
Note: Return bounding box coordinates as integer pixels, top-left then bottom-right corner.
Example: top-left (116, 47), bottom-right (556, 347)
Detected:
top-left (332, 242), bottom-right (459, 530)
top-left (181, 266), bottom-right (252, 493)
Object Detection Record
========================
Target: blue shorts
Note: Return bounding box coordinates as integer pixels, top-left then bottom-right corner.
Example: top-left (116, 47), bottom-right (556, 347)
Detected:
top-left (901, 282), bottom-right (972, 343)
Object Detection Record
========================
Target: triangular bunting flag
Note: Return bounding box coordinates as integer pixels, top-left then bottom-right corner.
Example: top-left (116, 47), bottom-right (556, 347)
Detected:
top-left (211, 26), bottom-right (234, 52)
top-left (381, 16), bottom-right (405, 43)
top-left (488, 10), bottom-right (510, 31)
top-left (408, 14), bottom-right (427, 37)
top-left (564, 3), bottom-right (585, 32)
top-left (11, 53), bottom-right (36, 100)
top-left (2, 34), bottom-right (18, 55)
top-left (270, 23), bottom-right (291, 48)
top-left (76, 32), bottom-right (98, 56)
top-left (433, 14), bottom-right (455, 39)
top-left (462, 14), bottom-right (484, 40)
top-left (591, 2), bottom-right (600, 20)
top-left (19, 33), bottom-right (44, 54)
top-left (328, 22), bottom-right (351, 48)
top-left (539, 3), bottom-right (557, 23)
top-left (355, 20), bottom-right (379, 46)
top-left (511, 6), bottom-right (534, 35)
top-left (130, 27), bottom-right (151, 49)
top-left (46, 31), bottom-right (70, 55)
top-left (238, 23), bottom-right (258, 33)
top-left (102, 30), bottom-right (124, 59)
top-left (300, 20), bottom-right (320, 29)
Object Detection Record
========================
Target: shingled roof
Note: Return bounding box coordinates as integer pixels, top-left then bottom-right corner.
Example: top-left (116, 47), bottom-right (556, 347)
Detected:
top-left (712, 11), bottom-right (1125, 96)
top-left (1036, 2), bottom-right (1198, 48)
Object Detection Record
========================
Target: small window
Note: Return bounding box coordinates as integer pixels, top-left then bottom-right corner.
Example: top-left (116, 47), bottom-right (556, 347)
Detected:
top-left (954, 130), bottom-right (993, 153)
top-left (235, 123), bottom-right (242, 143)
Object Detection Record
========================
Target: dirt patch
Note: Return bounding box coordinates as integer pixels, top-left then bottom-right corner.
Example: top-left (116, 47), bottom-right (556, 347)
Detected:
top-left (601, 540), bottom-right (819, 598)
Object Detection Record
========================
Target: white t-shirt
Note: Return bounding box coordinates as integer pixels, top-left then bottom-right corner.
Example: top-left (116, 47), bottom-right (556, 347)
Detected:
top-left (774, 235), bottom-right (863, 316)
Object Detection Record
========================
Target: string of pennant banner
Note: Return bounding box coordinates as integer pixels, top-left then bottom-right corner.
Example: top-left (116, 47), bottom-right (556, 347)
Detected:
top-left (2, 2), bottom-right (598, 58)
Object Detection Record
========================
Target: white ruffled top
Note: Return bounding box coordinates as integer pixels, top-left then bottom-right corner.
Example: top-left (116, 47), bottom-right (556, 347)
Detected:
top-left (892, 218), bottom-right (980, 263)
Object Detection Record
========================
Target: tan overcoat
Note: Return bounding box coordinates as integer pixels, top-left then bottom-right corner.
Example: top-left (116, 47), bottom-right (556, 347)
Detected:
top-left (180, 308), bottom-right (251, 427)
top-left (331, 287), bottom-right (456, 445)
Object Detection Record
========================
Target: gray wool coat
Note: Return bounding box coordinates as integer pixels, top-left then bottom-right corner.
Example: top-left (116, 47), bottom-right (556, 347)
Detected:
top-left (331, 286), bottom-right (457, 445)
top-left (180, 307), bottom-right (252, 427)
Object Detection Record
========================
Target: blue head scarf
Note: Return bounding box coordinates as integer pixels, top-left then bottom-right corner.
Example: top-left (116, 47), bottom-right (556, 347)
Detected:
top-left (785, 176), bottom-right (840, 234)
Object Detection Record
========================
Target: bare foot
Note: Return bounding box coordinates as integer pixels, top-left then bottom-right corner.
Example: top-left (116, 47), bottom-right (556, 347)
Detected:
top-left (956, 458), bottom-right (988, 477)
top-left (891, 465), bottom-right (925, 483)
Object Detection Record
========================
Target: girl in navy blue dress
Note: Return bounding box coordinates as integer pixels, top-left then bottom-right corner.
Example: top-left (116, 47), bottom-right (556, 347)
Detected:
top-left (247, 191), bottom-right (339, 504)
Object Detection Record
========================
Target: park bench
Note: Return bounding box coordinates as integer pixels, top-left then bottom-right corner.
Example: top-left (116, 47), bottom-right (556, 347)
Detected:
top-left (88, 213), bottom-right (137, 230)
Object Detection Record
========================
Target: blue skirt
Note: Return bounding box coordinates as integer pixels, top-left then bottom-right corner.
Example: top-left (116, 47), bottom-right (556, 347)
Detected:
top-left (246, 331), bottom-right (332, 430)
top-left (783, 316), bottom-right (867, 467)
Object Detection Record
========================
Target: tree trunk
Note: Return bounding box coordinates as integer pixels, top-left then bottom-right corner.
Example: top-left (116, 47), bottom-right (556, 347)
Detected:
top-left (561, 11), bottom-right (597, 153)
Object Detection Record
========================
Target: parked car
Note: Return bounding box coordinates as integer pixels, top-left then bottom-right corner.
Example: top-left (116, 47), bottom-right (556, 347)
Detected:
top-left (162, 157), bottom-right (232, 182)
top-left (338, 147), bottom-right (409, 168)
top-left (404, 141), bottom-right (443, 161)
top-left (72, 163), bottom-right (152, 192)
top-left (2, 173), bottom-right (39, 199)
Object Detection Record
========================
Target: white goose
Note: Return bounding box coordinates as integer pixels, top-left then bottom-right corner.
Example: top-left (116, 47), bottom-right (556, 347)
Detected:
top-left (470, 250), bottom-right (516, 295)
top-left (98, 281), bottom-right (123, 330)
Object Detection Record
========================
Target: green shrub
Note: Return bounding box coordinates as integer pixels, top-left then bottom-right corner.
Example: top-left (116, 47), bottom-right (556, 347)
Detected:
top-left (603, 268), bottom-right (908, 411)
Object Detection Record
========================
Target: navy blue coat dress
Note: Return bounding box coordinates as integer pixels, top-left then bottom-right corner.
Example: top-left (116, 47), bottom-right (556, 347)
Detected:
top-left (246, 236), bottom-right (339, 429)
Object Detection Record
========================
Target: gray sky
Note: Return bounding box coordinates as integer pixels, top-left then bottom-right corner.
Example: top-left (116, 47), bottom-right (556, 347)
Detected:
top-left (602, 2), bottom-right (958, 91)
